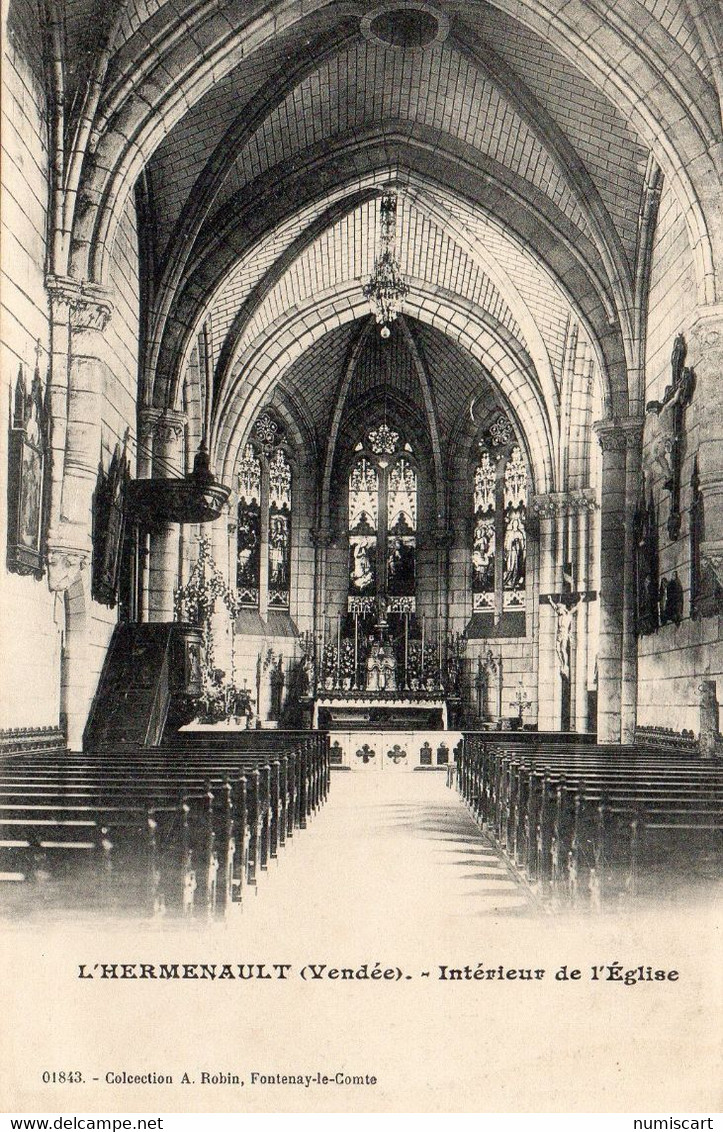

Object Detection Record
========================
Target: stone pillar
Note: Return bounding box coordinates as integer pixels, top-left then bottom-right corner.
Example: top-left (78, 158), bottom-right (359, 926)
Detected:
top-left (136, 408), bottom-right (161, 623)
top-left (147, 410), bottom-right (186, 622)
top-left (435, 528), bottom-right (453, 673)
top-left (593, 420), bottom-right (629, 744)
top-left (45, 277), bottom-right (113, 751)
top-left (552, 498), bottom-right (567, 728)
top-left (208, 504), bottom-right (233, 679)
top-left (688, 306), bottom-right (723, 591)
top-left (311, 527), bottom-right (332, 679)
top-left (531, 497), bottom-right (556, 730)
top-left (621, 420), bottom-right (644, 743)
top-left (573, 495), bottom-right (597, 732)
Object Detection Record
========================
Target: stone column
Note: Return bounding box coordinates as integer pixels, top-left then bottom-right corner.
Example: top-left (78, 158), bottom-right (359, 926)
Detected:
top-left (552, 496), bottom-right (567, 728)
top-left (593, 420), bottom-right (628, 744)
top-left (147, 410), bottom-right (186, 622)
top-left (45, 278), bottom-right (113, 586)
top-left (688, 305), bottom-right (723, 591)
top-left (208, 503), bottom-right (234, 678)
top-left (45, 277), bottom-right (113, 751)
top-left (531, 496), bottom-right (556, 730)
top-left (574, 494), bottom-right (597, 732)
top-left (621, 420), bottom-right (644, 743)
top-left (136, 408), bottom-right (162, 622)
top-left (435, 528), bottom-right (453, 674)
top-left (310, 527), bottom-right (332, 680)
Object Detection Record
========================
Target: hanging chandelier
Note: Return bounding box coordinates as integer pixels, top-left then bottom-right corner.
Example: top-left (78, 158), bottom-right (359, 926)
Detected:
top-left (362, 191), bottom-right (410, 338)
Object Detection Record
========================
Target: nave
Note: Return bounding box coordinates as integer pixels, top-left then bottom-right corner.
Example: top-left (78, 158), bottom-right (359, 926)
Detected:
top-left (3, 725), bottom-right (722, 924)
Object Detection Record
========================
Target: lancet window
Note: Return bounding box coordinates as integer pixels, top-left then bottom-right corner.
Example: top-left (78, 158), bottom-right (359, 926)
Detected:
top-left (472, 438), bottom-right (528, 620)
top-left (236, 414), bottom-right (292, 612)
top-left (348, 425), bottom-right (417, 616)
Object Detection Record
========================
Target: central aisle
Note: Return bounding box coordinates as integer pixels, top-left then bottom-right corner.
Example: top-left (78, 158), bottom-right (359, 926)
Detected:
top-left (237, 768), bottom-right (533, 947)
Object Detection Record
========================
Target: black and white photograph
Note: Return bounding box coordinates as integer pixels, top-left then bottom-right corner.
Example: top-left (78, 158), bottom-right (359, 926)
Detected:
top-left (1, 0), bottom-right (722, 1119)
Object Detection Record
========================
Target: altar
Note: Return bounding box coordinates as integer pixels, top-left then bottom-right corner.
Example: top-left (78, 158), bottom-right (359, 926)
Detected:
top-left (312, 693), bottom-right (447, 730)
top-left (307, 609), bottom-right (465, 731)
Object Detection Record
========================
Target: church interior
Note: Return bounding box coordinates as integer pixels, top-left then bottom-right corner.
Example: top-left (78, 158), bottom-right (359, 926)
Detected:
top-left (1, 0), bottom-right (722, 920)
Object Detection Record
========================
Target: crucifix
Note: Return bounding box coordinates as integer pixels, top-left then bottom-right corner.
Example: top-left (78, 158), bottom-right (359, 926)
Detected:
top-left (645, 333), bottom-right (695, 539)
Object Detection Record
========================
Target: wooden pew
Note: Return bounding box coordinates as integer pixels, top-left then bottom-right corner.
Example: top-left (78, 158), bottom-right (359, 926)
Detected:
top-left (452, 732), bottom-right (723, 909)
top-left (0, 732), bottom-right (330, 918)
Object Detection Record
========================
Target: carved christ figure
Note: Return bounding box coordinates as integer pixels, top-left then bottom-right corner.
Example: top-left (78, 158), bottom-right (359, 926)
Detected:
top-left (547, 596), bottom-right (581, 679)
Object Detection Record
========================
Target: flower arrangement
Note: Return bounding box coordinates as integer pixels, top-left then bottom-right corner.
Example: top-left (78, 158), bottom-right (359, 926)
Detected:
top-left (174, 536), bottom-right (247, 723)
top-left (422, 641), bottom-right (439, 685)
top-left (174, 535), bottom-right (241, 627)
top-left (406, 640), bottom-right (423, 686)
top-left (321, 642), bottom-right (338, 687)
top-left (340, 638), bottom-right (355, 682)
top-left (195, 671), bottom-right (254, 724)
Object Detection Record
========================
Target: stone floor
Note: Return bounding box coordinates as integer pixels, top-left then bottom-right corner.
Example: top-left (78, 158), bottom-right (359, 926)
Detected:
top-left (236, 768), bottom-right (533, 948)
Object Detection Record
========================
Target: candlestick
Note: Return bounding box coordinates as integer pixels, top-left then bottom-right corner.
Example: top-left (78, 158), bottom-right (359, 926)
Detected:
top-left (354, 613), bottom-right (359, 688)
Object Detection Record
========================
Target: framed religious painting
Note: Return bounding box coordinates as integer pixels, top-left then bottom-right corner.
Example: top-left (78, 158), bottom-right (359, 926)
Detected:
top-left (6, 364), bottom-right (47, 578)
top-left (91, 436), bottom-right (130, 607)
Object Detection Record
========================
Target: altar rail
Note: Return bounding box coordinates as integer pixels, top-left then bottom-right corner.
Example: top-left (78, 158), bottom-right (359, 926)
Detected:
top-left (329, 730), bottom-right (463, 771)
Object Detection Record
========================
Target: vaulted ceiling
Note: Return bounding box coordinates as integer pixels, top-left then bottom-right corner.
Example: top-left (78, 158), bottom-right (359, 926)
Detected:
top-left (20, 0), bottom-right (723, 494)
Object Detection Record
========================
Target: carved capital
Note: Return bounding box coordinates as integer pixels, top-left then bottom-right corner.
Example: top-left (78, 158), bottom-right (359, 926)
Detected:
top-left (46, 547), bottom-right (89, 593)
top-left (138, 408), bottom-right (164, 442)
top-left (568, 489), bottom-right (599, 514)
top-left (46, 276), bottom-right (113, 332)
top-left (155, 410), bottom-right (187, 448)
top-left (138, 408), bottom-right (186, 460)
top-left (529, 493), bottom-right (557, 519)
top-left (688, 304), bottom-right (723, 363)
top-left (593, 417), bottom-right (643, 453)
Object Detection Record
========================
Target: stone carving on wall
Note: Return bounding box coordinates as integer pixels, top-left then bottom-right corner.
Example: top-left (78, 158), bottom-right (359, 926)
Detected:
top-left (658, 574), bottom-right (683, 627)
top-left (46, 548), bottom-right (89, 593)
top-left (634, 494), bottom-right (659, 636)
top-left (6, 353), bottom-right (49, 578)
top-left (690, 457), bottom-right (723, 618)
top-left (547, 596), bottom-right (581, 678)
top-left (644, 334), bottom-right (695, 539)
top-left (699, 680), bottom-right (722, 760)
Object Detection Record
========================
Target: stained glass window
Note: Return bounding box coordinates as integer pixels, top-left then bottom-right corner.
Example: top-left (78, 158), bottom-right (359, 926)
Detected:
top-left (348, 457), bottom-right (378, 612)
top-left (386, 456), bottom-right (416, 598)
top-left (472, 441), bottom-right (528, 620)
top-left (347, 431), bottom-right (418, 614)
top-left (503, 446), bottom-right (527, 610)
top-left (268, 447), bottom-right (292, 610)
top-left (236, 416), bottom-right (294, 613)
top-left (236, 443), bottom-right (261, 606)
top-left (472, 449), bottom-right (496, 612)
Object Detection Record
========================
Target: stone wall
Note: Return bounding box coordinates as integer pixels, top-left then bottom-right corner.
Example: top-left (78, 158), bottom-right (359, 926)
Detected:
top-left (637, 183), bottom-right (722, 734)
top-left (74, 198), bottom-right (141, 737)
top-left (0, 5), bottom-right (59, 728)
top-left (0, 0), bottom-right (143, 738)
